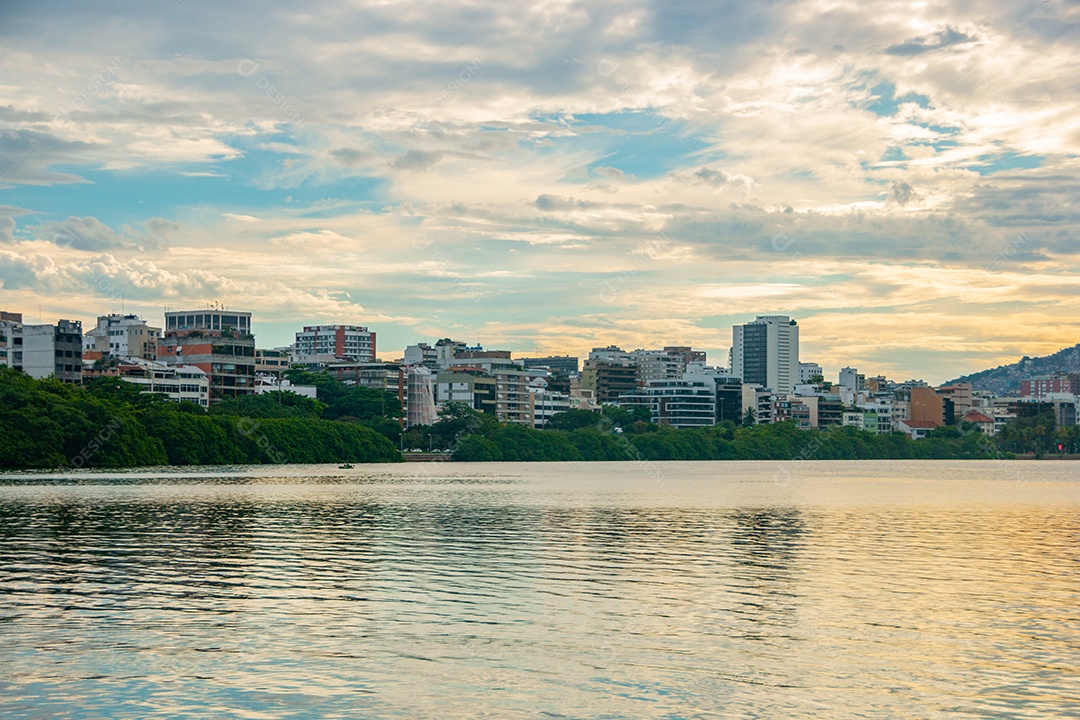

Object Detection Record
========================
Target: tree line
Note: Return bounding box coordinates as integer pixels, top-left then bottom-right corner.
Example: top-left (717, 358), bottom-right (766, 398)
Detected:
top-left (0, 368), bottom-right (400, 469)
top-left (7, 365), bottom-right (1066, 469)
top-left (405, 405), bottom-right (1010, 462)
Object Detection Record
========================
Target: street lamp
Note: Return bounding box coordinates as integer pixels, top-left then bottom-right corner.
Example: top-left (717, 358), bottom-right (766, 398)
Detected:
top-left (427, 433), bottom-right (433, 452)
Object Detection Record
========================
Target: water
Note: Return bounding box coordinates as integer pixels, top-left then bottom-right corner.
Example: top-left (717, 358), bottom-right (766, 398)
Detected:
top-left (1, 460), bottom-right (1078, 719)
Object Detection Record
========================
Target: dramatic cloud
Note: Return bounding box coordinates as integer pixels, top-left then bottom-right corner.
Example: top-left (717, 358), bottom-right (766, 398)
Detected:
top-left (0, 0), bottom-right (1077, 381)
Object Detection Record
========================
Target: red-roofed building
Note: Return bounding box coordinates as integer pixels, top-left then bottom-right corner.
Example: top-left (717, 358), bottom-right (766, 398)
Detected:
top-left (961, 410), bottom-right (995, 436)
top-left (898, 419), bottom-right (940, 440)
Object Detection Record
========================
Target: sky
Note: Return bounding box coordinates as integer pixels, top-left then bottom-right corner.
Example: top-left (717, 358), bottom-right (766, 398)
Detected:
top-left (1, 0), bottom-right (1078, 384)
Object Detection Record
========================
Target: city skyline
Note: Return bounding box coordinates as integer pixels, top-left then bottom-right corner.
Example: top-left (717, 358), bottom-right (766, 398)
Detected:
top-left (2, 2), bottom-right (1078, 384)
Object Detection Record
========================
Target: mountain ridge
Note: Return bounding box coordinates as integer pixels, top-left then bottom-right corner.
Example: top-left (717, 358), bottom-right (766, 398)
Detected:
top-left (947, 343), bottom-right (1080, 395)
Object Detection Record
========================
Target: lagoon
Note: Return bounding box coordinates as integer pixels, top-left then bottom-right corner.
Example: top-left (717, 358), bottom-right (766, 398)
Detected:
top-left (1, 460), bottom-right (1078, 718)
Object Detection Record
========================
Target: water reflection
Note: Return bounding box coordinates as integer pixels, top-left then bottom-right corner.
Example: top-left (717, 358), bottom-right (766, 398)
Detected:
top-left (0, 462), bottom-right (1078, 718)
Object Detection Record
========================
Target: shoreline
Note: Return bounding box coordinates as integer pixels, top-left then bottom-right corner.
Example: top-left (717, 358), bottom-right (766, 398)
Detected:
top-left (7, 454), bottom-right (1080, 475)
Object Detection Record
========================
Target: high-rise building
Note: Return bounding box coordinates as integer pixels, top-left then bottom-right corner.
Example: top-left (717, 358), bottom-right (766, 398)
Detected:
top-left (83, 314), bottom-right (161, 360)
top-left (435, 338), bottom-right (469, 368)
top-left (0, 312), bottom-right (23, 373)
top-left (158, 309), bottom-right (255, 402)
top-left (630, 347), bottom-right (706, 385)
top-left (731, 315), bottom-right (800, 393)
top-left (294, 325), bottom-right (376, 363)
top-left (908, 386), bottom-right (944, 425)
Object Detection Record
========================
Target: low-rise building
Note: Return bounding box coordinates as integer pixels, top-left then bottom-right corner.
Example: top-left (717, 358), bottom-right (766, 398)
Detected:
top-left (253, 375), bottom-right (317, 399)
top-left (117, 358), bottom-right (210, 407)
top-left (960, 410), bottom-right (995, 436)
top-left (83, 314), bottom-right (161, 361)
top-left (528, 385), bottom-right (572, 428)
top-left (898, 419), bottom-right (939, 440)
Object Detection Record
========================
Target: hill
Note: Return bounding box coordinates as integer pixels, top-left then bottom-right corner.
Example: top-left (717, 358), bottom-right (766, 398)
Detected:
top-left (947, 343), bottom-right (1080, 395)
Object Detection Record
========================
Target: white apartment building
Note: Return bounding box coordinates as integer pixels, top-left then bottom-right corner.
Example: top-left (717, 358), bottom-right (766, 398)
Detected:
top-left (799, 362), bottom-right (823, 383)
top-left (83, 314), bottom-right (161, 360)
top-left (117, 358), bottom-right (210, 406)
top-left (528, 385), bottom-right (572, 428)
top-left (4, 318), bottom-right (83, 383)
top-left (403, 342), bottom-right (438, 369)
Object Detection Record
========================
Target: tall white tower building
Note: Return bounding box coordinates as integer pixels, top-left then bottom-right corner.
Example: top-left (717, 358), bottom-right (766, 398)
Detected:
top-left (731, 315), bottom-right (800, 393)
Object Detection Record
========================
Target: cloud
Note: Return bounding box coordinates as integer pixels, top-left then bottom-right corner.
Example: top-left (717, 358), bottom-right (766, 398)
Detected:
top-left (890, 180), bottom-right (919, 206)
top-left (0, 0), bottom-right (1078, 379)
top-left (329, 147), bottom-right (375, 167)
top-left (0, 130), bottom-right (96, 186)
top-left (29, 216), bottom-right (183, 251)
top-left (391, 150), bottom-right (444, 171)
top-left (672, 167), bottom-right (756, 191)
top-left (534, 194), bottom-right (600, 211)
top-left (885, 26), bottom-right (978, 56)
top-left (35, 216), bottom-right (131, 251)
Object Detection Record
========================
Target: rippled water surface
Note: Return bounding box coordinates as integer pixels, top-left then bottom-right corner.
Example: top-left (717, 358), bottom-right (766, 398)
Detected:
top-left (1, 460), bottom-right (1078, 719)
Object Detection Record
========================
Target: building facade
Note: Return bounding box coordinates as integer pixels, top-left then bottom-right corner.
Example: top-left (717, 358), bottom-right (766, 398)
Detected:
top-left (8, 318), bottom-right (84, 383)
top-left (403, 342), bottom-right (438, 369)
top-left (1021, 372), bottom-right (1080, 399)
top-left (158, 309), bottom-right (255, 402)
top-left (294, 325), bottom-right (376, 363)
top-left (799, 362), bottom-right (823, 383)
top-left (117, 358), bottom-right (210, 406)
top-left (521, 355), bottom-right (579, 375)
top-left (83, 314), bottom-right (161, 361)
top-left (436, 370), bottom-right (498, 415)
top-left (581, 358), bottom-right (638, 404)
top-left (626, 363), bottom-right (743, 429)
top-left (255, 348), bottom-right (291, 375)
top-left (731, 315), bottom-right (800, 393)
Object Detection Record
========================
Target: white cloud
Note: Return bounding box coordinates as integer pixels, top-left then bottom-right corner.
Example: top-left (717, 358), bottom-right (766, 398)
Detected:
top-left (0, 0), bottom-right (1078, 377)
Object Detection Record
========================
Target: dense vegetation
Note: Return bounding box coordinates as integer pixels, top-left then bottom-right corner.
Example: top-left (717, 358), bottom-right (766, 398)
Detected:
top-left (451, 412), bottom-right (1009, 462)
top-left (6, 365), bottom-right (1074, 469)
top-left (989, 410), bottom-right (1080, 456)
top-left (0, 368), bottom-right (400, 469)
top-left (401, 403), bottom-right (1019, 462)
